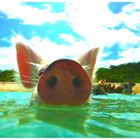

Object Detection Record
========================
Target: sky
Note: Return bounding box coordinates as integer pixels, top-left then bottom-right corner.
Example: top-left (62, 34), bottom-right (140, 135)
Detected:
top-left (0, 1), bottom-right (140, 70)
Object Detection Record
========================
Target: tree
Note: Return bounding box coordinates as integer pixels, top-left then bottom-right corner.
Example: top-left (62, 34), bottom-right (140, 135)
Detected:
top-left (96, 61), bottom-right (140, 83)
top-left (0, 70), bottom-right (17, 83)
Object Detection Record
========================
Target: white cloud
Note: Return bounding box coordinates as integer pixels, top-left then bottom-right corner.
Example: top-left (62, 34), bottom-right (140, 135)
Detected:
top-left (1, 1), bottom-right (139, 47)
top-left (1, 1), bottom-right (140, 70)
top-left (0, 34), bottom-right (97, 70)
top-left (0, 46), bottom-right (17, 70)
top-left (64, 1), bottom-right (140, 68)
top-left (64, 1), bottom-right (110, 47)
top-left (101, 28), bottom-right (140, 48)
top-left (64, 1), bottom-right (140, 47)
top-left (59, 34), bottom-right (76, 44)
top-left (27, 35), bottom-right (94, 62)
top-left (97, 47), bottom-right (140, 68)
top-left (122, 2), bottom-right (140, 30)
top-left (119, 47), bottom-right (140, 62)
top-left (0, 1), bottom-right (66, 25)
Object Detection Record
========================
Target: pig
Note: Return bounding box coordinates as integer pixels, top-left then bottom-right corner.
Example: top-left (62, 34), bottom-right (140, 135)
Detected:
top-left (92, 81), bottom-right (135, 95)
top-left (16, 42), bottom-right (99, 105)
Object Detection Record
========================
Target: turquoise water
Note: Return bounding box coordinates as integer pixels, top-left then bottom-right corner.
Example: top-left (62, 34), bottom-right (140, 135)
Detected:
top-left (0, 92), bottom-right (140, 138)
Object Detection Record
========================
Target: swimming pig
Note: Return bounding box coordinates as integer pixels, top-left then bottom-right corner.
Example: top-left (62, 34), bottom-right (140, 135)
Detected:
top-left (16, 42), bottom-right (99, 105)
top-left (92, 80), bottom-right (135, 95)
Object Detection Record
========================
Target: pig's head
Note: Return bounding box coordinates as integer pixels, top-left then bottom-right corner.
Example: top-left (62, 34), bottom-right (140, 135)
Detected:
top-left (16, 43), bottom-right (99, 105)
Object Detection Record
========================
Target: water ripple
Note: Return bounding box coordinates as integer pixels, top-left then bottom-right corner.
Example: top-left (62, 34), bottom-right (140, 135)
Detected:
top-left (0, 92), bottom-right (140, 137)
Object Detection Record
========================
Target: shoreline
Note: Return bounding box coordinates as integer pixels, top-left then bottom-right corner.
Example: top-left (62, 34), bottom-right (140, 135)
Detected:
top-left (0, 82), bottom-right (32, 92)
top-left (0, 82), bottom-right (140, 93)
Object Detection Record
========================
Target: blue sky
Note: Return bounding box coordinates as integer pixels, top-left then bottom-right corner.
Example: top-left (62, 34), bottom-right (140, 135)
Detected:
top-left (0, 1), bottom-right (140, 70)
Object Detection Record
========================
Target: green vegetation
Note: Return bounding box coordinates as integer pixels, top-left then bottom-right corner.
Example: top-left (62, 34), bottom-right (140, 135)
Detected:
top-left (0, 70), bottom-right (17, 82)
top-left (0, 61), bottom-right (140, 83)
top-left (96, 62), bottom-right (140, 83)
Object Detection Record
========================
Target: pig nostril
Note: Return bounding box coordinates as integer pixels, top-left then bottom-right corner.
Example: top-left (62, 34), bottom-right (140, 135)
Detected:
top-left (73, 76), bottom-right (82, 88)
top-left (47, 76), bottom-right (58, 88)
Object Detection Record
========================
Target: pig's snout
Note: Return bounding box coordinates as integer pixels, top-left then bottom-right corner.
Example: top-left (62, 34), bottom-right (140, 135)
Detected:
top-left (37, 59), bottom-right (92, 105)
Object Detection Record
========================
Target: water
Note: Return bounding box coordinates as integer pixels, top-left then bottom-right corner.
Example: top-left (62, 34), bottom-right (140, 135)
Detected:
top-left (0, 92), bottom-right (140, 138)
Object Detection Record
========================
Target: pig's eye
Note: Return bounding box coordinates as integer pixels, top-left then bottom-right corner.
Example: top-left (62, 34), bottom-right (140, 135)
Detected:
top-left (47, 76), bottom-right (58, 88)
top-left (38, 68), bottom-right (45, 76)
top-left (73, 76), bottom-right (83, 88)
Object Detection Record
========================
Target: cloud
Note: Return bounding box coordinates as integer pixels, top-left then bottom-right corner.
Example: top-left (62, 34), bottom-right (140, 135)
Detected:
top-left (0, 34), bottom-right (97, 70)
top-left (64, 1), bottom-right (140, 68)
top-left (121, 2), bottom-right (140, 30)
top-left (64, 2), bottom-right (140, 47)
top-left (0, 1), bottom-right (66, 25)
top-left (27, 35), bottom-right (94, 62)
top-left (0, 46), bottom-right (17, 70)
top-left (1, 1), bottom-right (140, 70)
top-left (97, 47), bottom-right (140, 68)
top-left (59, 34), bottom-right (76, 45)
top-left (1, 1), bottom-right (139, 48)
top-left (119, 47), bottom-right (140, 62)
top-left (101, 28), bottom-right (140, 48)
top-left (64, 1), bottom-right (110, 47)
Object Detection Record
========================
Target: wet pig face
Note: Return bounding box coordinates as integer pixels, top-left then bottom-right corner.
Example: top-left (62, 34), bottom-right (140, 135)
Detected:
top-left (37, 59), bottom-right (92, 105)
top-left (16, 42), bottom-right (98, 105)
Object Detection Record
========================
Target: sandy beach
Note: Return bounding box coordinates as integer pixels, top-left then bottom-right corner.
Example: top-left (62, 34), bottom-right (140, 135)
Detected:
top-left (0, 82), bottom-right (32, 92)
top-left (0, 82), bottom-right (140, 93)
top-left (132, 83), bottom-right (140, 94)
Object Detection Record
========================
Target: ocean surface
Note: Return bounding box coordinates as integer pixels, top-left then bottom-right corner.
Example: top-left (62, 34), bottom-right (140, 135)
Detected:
top-left (0, 92), bottom-right (140, 138)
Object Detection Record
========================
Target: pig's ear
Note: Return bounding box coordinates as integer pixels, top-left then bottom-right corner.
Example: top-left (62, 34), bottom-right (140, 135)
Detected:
top-left (16, 42), bottom-right (46, 88)
top-left (77, 47), bottom-right (99, 79)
